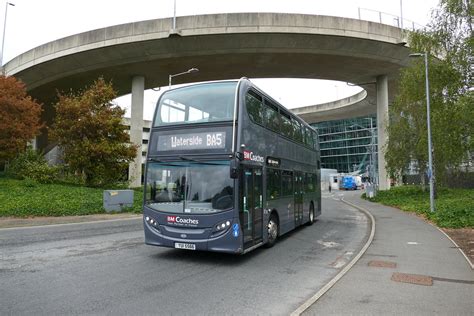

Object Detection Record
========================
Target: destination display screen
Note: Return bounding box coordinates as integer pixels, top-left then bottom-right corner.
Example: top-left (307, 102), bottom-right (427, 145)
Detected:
top-left (157, 131), bottom-right (227, 151)
top-left (266, 157), bottom-right (281, 167)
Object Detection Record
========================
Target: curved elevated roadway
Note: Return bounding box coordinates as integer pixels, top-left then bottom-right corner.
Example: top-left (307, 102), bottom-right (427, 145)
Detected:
top-left (5, 13), bottom-right (410, 188)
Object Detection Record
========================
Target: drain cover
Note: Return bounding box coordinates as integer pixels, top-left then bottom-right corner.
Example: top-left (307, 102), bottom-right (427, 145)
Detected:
top-left (391, 273), bottom-right (433, 286)
top-left (368, 260), bottom-right (397, 268)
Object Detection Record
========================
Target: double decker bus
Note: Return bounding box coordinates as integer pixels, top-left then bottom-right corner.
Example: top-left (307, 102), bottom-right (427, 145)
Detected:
top-left (143, 78), bottom-right (321, 254)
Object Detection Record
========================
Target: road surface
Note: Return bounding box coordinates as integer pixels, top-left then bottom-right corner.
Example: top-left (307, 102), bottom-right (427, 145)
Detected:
top-left (0, 194), bottom-right (368, 315)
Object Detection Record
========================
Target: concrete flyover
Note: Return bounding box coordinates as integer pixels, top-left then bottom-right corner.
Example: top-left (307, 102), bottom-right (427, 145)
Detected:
top-left (5, 13), bottom-right (410, 188)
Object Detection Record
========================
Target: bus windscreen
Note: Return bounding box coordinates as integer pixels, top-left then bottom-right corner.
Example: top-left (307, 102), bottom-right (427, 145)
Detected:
top-left (145, 161), bottom-right (234, 214)
top-left (154, 82), bottom-right (237, 127)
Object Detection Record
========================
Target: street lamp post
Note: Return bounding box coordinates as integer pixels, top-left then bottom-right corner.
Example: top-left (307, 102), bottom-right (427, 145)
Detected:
top-left (168, 68), bottom-right (199, 88)
top-left (409, 52), bottom-right (435, 212)
top-left (344, 125), bottom-right (350, 173)
top-left (1, 2), bottom-right (15, 72)
top-left (399, 0), bottom-right (404, 29)
top-left (172, 0), bottom-right (177, 32)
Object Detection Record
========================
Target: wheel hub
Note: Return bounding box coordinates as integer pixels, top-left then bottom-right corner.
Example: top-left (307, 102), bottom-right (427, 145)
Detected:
top-left (268, 220), bottom-right (277, 240)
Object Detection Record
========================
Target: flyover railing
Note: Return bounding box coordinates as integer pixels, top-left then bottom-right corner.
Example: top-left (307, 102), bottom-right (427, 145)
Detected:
top-left (357, 7), bottom-right (425, 31)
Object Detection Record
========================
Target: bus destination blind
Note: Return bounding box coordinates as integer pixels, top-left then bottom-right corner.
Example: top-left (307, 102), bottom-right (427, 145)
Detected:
top-left (157, 131), bottom-right (226, 151)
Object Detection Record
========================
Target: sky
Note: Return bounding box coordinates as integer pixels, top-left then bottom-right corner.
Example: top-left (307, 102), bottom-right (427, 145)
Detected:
top-left (2, 0), bottom-right (440, 119)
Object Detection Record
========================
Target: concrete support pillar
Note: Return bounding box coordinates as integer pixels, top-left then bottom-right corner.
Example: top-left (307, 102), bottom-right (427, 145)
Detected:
top-left (129, 76), bottom-right (145, 188)
top-left (376, 75), bottom-right (390, 190)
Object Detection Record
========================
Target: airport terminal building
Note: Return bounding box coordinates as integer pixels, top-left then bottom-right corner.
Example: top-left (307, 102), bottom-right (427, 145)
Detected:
top-left (311, 115), bottom-right (378, 175)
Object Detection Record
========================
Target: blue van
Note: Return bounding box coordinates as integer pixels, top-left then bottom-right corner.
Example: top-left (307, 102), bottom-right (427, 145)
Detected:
top-left (342, 176), bottom-right (357, 190)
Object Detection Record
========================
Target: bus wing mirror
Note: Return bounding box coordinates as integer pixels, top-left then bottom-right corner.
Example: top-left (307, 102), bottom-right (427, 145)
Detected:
top-left (230, 157), bottom-right (240, 179)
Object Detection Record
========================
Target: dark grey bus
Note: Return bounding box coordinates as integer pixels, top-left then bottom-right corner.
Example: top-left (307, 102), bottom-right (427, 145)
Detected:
top-left (143, 78), bottom-right (321, 254)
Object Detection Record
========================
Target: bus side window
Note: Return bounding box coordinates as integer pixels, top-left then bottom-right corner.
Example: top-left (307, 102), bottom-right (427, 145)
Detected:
top-left (280, 112), bottom-right (293, 139)
top-left (302, 128), bottom-right (308, 146)
top-left (266, 168), bottom-right (281, 200)
top-left (264, 100), bottom-right (280, 133)
top-left (281, 170), bottom-right (293, 196)
top-left (246, 90), bottom-right (264, 125)
top-left (292, 119), bottom-right (303, 143)
top-left (305, 127), bottom-right (314, 148)
top-left (305, 173), bottom-right (314, 193)
top-left (312, 130), bottom-right (319, 150)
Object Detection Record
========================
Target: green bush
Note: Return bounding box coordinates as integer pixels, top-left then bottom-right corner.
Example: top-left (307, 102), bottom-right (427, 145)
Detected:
top-left (365, 185), bottom-right (474, 228)
top-left (0, 177), bottom-right (143, 217)
top-left (7, 149), bottom-right (60, 184)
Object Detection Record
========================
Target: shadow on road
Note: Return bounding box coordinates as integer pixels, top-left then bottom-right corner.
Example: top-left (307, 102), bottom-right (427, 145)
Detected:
top-left (149, 220), bottom-right (320, 265)
top-left (151, 247), bottom-right (263, 265)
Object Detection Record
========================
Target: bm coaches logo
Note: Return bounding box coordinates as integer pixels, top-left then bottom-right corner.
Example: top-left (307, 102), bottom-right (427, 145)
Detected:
top-left (243, 150), bottom-right (264, 163)
top-left (167, 216), bottom-right (199, 225)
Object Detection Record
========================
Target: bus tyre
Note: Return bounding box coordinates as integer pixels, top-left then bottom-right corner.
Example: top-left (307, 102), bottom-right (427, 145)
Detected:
top-left (307, 203), bottom-right (315, 226)
top-left (265, 215), bottom-right (278, 248)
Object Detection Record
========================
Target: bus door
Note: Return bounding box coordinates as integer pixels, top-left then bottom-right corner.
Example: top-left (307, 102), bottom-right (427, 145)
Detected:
top-left (240, 166), bottom-right (263, 248)
top-left (294, 172), bottom-right (304, 226)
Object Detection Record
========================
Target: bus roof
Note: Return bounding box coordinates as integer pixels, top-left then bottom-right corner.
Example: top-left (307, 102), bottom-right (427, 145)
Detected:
top-left (162, 78), bottom-right (317, 135)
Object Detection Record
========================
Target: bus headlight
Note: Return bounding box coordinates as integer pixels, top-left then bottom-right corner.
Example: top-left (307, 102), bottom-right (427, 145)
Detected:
top-left (145, 215), bottom-right (160, 232)
top-left (213, 220), bottom-right (232, 233)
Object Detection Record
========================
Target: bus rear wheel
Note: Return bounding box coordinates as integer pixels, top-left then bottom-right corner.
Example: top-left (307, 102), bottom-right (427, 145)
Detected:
top-left (307, 203), bottom-right (315, 226)
top-left (265, 215), bottom-right (278, 248)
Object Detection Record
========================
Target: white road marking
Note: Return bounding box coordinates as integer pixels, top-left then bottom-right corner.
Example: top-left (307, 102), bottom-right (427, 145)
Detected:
top-left (317, 240), bottom-right (341, 249)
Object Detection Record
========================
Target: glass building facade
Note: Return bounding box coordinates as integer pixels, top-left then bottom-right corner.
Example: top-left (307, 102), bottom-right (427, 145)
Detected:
top-left (311, 115), bottom-right (378, 175)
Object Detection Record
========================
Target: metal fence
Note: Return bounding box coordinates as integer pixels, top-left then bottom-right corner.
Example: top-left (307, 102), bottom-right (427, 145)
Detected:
top-left (357, 7), bottom-right (425, 31)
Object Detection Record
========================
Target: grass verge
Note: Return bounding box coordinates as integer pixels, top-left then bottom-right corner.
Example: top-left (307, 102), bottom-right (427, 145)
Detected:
top-left (0, 177), bottom-right (143, 217)
top-left (364, 185), bottom-right (473, 228)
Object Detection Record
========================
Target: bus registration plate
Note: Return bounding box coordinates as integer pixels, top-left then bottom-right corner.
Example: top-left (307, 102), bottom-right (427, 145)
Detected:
top-left (175, 242), bottom-right (196, 250)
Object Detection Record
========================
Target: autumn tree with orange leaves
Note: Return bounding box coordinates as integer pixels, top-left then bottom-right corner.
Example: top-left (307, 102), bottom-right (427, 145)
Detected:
top-left (0, 75), bottom-right (42, 168)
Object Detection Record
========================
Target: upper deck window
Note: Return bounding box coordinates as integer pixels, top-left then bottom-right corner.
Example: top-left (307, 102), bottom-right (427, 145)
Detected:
top-left (305, 127), bottom-right (314, 148)
top-left (154, 82), bottom-right (237, 127)
top-left (312, 130), bottom-right (319, 150)
top-left (264, 100), bottom-right (280, 132)
top-left (280, 111), bottom-right (293, 139)
top-left (292, 119), bottom-right (303, 143)
top-left (246, 90), bottom-right (264, 125)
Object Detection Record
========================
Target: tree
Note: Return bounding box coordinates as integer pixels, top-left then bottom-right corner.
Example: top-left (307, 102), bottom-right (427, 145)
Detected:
top-left (0, 75), bottom-right (42, 168)
top-left (386, 0), bottom-right (473, 186)
top-left (51, 78), bottom-right (137, 187)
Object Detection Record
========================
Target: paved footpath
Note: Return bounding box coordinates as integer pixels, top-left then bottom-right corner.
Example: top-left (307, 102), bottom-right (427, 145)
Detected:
top-left (304, 191), bottom-right (474, 315)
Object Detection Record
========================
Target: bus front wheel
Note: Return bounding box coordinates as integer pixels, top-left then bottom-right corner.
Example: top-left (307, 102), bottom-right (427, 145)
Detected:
top-left (265, 215), bottom-right (279, 248)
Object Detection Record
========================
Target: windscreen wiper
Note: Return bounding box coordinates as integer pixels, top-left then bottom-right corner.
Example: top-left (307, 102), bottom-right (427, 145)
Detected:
top-left (147, 158), bottom-right (182, 167)
top-left (147, 157), bottom-right (162, 162)
top-left (179, 156), bottom-right (224, 166)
